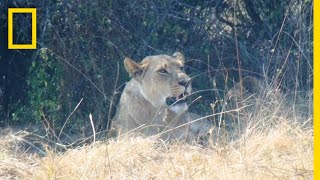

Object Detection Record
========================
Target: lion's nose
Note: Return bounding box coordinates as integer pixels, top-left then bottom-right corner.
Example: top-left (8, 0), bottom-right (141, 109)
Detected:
top-left (178, 79), bottom-right (191, 87)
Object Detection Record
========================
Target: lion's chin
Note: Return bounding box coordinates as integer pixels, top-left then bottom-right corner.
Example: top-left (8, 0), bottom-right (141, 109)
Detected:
top-left (168, 102), bottom-right (188, 114)
top-left (165, 92), bottom-right (189, 113)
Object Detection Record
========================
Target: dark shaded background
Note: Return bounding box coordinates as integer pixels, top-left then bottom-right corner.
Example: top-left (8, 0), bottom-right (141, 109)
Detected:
top-left (0, 0), bottom-right (313, 139)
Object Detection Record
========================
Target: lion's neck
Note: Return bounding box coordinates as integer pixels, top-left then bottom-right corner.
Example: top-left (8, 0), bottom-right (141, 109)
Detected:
top-left (125, 79), bottom-right (162, 115)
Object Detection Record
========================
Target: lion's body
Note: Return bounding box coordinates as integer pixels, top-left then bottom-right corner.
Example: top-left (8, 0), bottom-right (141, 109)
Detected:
top-left (112, 53), bottom-right (210, 141)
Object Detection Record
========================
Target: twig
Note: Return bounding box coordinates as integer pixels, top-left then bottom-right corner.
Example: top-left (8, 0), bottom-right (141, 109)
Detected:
top-left (59, 98), bottom-right (83, 138)
top-left (107, 62), bottom-right (120, 132)
top-left (89, 113), bottom-right (96, 143)
top-left (11, 134), bottom-right (47, 156)
top-left (233, 0), bottom-right (242, 95)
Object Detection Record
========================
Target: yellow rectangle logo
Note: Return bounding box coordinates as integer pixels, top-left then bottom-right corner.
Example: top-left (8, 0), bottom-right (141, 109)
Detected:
top-left (8, 8), bottom-right (37, 49)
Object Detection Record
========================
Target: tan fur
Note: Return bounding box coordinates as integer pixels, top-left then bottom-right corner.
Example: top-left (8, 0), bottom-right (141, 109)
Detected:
top-left (112, 53), bottom-right (211, 141)
top-left (225, 76), bottom-right (263, 100)
top-left (224, 76), bottom-right (265, 126)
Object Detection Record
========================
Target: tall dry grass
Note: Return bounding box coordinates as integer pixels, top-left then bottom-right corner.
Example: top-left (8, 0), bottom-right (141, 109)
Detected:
top-left (0, 81), bottom-right (313, 179)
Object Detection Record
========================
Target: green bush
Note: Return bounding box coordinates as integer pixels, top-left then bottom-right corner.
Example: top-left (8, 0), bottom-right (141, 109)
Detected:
top-left (12, 49), bottom-right (63, 132)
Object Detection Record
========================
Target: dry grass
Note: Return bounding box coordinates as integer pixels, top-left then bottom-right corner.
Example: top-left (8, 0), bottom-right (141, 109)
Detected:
top-left (0, 120), bottom-right (313, 179)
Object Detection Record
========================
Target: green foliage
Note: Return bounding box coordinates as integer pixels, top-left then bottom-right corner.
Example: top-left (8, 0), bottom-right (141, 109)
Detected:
top-left (13, 48), bottom-right (63, 129)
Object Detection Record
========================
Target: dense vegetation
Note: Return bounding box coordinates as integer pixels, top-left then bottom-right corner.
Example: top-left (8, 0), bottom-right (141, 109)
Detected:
top-left (0, 0), bottom-right (313, 140)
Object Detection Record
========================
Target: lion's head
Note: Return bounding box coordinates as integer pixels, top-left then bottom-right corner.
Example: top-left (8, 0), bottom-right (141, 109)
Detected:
top-left (124, 52), bottom-right (191, 113)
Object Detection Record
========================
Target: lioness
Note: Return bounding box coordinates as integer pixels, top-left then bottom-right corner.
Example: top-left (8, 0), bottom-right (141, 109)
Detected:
top-left (112, 52), bottom-right (211, 141)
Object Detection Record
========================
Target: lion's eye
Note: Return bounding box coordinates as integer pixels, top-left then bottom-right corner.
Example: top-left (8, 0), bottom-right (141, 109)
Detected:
top-left (180, 66), bottom-right (185, 72)
top-left (158, 69), bottom-right (168, 74)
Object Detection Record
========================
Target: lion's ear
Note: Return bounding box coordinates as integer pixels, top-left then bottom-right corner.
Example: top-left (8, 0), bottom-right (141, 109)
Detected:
top-left (173, 52), bottom-right (185, 63)
top-left (124, 57), bottom-right (144, 78)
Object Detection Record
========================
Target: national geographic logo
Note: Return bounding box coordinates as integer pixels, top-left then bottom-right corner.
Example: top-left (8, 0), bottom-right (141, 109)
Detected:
top-left (8, 8), bottom-right (37, 49)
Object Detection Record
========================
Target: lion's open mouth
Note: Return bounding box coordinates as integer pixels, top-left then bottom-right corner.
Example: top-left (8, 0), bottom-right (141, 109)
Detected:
top-left (165, 92), bottom-right (188, 106)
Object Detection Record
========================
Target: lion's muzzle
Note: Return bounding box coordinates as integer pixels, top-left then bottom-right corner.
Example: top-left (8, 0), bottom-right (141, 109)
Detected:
top-left (166, 78), bottom-right (191, 107)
